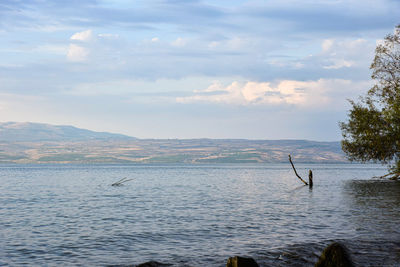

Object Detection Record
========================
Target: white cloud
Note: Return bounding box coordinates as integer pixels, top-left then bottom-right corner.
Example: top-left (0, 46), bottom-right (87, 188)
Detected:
top-left (151, 37), bottom-right (160, 42)
top-left (226, 37), bottom-right (246, 50)
top-left (177, 80), bottom-right (310, 106)
top-left (171, 37), bottom-right (187, 47)
top-left (98, 33), bottom-right (119, 39)
top-left (319, 38), bottom-right (371, 69)
top-left (208, 41), bottom-right (219, 49)
top-left (65, 76), bottom-right (220, 97)
top-left (70, 29), bottom-right (93, 42)
top-left (66, 44), bottom-right (89, 62)
top-left (207, 37), bottom-right (249, 51)
top-left (376, 39), bottom-right (385, 46)
top-left (267, 59), bottom-right (305, 69)
top-left (323, 59), bottom-right (354, 69)
top-left (322, 39), bottom-right (334, 52)
top-left (177, 79), bottom-right (370, 109)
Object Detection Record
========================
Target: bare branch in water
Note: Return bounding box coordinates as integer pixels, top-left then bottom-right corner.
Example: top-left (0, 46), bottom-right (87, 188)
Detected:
top-left (373, 172), bottom-right (400, 180)
top-left (288, 154), bottom-right (308, 186)
top-left (111, 177), bottom-right (134, 186)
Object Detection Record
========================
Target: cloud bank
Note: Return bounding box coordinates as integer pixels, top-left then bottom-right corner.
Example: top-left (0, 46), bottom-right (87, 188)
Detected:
top-left (177, 79), bottom-right (370, 110)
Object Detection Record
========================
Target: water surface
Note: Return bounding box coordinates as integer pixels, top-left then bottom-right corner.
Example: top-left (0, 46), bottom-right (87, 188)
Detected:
top-left (0, 164), bottom-right (399, 266)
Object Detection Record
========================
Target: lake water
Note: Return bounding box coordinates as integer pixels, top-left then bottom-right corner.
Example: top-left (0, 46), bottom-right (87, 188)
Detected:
top-left (1, 164), bottom-right (399, 266)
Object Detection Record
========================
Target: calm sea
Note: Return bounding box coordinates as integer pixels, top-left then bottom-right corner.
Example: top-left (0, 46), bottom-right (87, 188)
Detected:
top-left (1, 164), bottom-right (399, 266)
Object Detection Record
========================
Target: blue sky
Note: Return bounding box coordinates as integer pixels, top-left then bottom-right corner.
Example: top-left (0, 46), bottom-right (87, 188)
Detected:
top-left (0, 0), bottom-right (398, 140)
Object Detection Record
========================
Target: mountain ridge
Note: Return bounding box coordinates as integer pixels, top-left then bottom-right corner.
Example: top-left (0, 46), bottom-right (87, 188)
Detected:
top-left (0, 122), bottom-right (346, 164)
top-left (0, 122), bottom-right (135, 142)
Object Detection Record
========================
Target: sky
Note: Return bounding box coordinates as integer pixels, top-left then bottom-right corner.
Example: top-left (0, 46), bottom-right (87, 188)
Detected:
top-left (0, 0), bottom-right (399, 140)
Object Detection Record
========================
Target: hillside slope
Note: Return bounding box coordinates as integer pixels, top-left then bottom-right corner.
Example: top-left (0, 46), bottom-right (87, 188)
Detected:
top-left (0, 122), bottom-right (346, 164)
top-left (0, 122), bottom-right (135, 142)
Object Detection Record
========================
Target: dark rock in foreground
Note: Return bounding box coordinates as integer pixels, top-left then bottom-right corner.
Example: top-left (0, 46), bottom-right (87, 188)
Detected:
top-left (226, 256), bottom-right (259, 267)
top-left (315, 242), bottom-right (354, 267)
top-left (136, 261), bottom-right (172, 267)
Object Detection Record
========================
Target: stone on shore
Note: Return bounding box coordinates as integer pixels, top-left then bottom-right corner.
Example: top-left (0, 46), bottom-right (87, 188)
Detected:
top-left (136, 261), bottom-right (172, 267)
top-left (226, 256), bottom-right (259, 267)
top-left (315, 242), bottom-right (354, 267)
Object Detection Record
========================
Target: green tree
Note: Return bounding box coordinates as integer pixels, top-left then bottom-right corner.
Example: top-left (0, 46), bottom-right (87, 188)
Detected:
top-left (340, 25), bottom-right (400, 179)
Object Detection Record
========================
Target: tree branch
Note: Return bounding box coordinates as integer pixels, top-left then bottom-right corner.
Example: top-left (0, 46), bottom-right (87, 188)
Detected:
top-left (111, 177), bottom-right (134, 186)
top-left (373, 172), bottom-right (400, 180)
top-left (288, 154), bottom-right (308, 185)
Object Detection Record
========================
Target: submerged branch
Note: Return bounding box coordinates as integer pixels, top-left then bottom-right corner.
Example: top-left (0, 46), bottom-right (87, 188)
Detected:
top-left (373, 172), bottom-right (400, 180)
top-left (288, 154), bottom-right (308, 185)
top-left (111, 177), bottom-right (134, 186)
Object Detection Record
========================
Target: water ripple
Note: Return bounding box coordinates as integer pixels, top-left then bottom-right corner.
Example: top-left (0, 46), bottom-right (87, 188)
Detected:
top-left (0, 164), bottom-right (398, 266)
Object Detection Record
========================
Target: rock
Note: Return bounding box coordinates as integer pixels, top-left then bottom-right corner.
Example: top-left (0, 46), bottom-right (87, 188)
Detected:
top-left (315, 242), bottom-right (354, 267)
top-left (136, 261), bottom-right (172, 267)
top-left (226, 256), bottom-right (259, 267)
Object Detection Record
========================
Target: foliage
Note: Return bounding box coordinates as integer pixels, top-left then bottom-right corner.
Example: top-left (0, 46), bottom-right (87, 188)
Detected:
top-left (340, 25), bottom-right (400, 177)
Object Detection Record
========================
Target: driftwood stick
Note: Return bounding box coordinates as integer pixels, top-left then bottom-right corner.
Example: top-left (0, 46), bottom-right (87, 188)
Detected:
top-left (373, 172), bottom-right (400, 180)
top-left (288, 154), bottom-right (308, 185)
top-left (113, 177), bottom-right (128, 184)
top-left (308, 170), bottom-right (313, 188)
top-left (111, 177), bottom-right (134, 186)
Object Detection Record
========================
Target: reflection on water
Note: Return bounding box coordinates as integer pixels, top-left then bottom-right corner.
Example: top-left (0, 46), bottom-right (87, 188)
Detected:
top-left (343, 180), bottom-right (400, 239)
top-left (0, 164), bottom-right (399, 266)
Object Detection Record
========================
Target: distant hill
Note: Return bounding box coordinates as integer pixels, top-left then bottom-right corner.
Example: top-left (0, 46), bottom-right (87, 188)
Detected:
top-left (0, 122), bottom-right (346, 164)
top-left (0, 122), bottom-right (135, 142)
